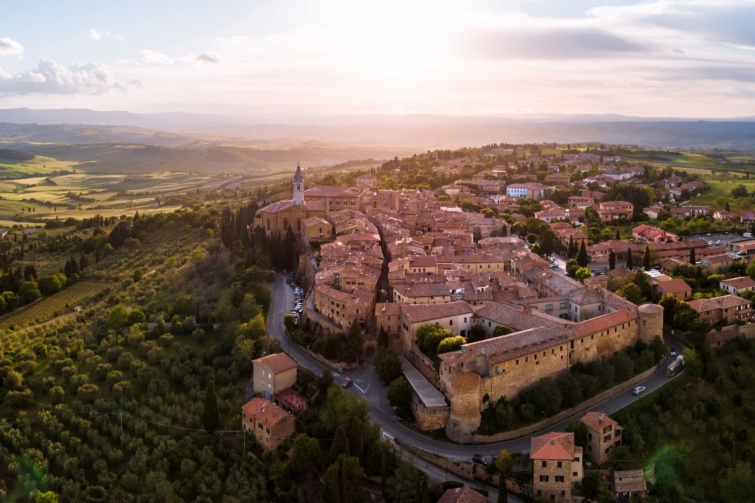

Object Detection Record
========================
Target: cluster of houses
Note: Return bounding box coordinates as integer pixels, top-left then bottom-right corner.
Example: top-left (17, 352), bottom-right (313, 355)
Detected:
top-left (529, 412), bottom-right (649, 502)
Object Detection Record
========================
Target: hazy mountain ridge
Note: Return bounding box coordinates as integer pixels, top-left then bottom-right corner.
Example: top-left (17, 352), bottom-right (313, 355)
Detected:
top-left (2, 108), bottom-right (755, 152)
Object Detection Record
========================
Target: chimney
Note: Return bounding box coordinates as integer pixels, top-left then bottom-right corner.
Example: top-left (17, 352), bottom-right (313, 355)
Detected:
top-left (523, 305), bottom-right (532, 314)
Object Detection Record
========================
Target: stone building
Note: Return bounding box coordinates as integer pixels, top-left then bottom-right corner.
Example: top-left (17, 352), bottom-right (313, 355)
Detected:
top-left (241, 398), bottom-right (296, 451)
top-left (580, 411), bottom-right (623, 464)
top-left (688, 294), bottom-right (753, 325)
top-left (256, 164), bottom-right (328, 237)
top-left (253, 352), bottom-right (297, 400)
top-left (531, 431), bottom-right (583, 502)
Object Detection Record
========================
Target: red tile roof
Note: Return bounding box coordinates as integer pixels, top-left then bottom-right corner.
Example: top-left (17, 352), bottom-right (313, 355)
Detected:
top-left (254, 352), bottom-right (297, 374)
top-left (241, 398), bottom-right (292, 427)
top-left (437, 487), bottom-right (488, 503)
top-left (531, 431), bottom-right (576, 460)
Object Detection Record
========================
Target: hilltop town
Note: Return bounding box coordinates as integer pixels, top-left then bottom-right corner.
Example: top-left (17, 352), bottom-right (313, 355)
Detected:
top-left (242, 143), bottom-right (755, 501)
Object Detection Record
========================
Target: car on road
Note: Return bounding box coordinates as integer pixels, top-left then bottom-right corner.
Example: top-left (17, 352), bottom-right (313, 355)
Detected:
top-left (670, 348), bottom-right (677, 357)
top-left (633, 386), bottom-right (646, 395)
top-left (342, 378), bottom-right (353, 389)
top-left (472, 454), bottom-right (488, 466)
top-left (549, 262), bottom-right (559, 268)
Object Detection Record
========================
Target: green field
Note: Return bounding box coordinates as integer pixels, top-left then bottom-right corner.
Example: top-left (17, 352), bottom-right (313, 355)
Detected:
top-left (0, 154), bottom-right (76, 179)
top-left (0, 281), bottom-right (109, 330)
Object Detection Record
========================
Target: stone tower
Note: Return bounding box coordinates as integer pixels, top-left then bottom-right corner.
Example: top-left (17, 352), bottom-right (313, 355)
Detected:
top-left (292, 163), bottom-right (304, 206)
top-left (638, 303), bottom-right (663, 344)
top-left (445, 371), bottom-right (482, 442)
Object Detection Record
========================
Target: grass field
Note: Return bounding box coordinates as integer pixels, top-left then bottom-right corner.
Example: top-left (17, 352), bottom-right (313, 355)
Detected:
top-left (0, 281), bottom-right (109, 331)
top-left (0, 155), bottom-right (76, 179)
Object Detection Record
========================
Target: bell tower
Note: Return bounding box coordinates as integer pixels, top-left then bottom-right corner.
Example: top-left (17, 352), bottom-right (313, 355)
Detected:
top-left (292, 163), bottom-right (304, 206)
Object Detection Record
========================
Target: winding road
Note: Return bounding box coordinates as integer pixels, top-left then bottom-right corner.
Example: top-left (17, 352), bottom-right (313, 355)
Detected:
top-left (267, 272), bottom-right (680, 462)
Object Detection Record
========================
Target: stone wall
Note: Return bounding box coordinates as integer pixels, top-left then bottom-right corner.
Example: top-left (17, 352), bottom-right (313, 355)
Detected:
top-left (457, 362), bottom-right (662, 444)
top-left (570, 321), bottom-right (639, 364)
top-left (407, 345), bottom-right (440, 387)
top-left (411, 400), bottom-right (450, 431)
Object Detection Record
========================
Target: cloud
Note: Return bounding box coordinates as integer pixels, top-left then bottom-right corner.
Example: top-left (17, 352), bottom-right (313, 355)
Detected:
top-left (83, 28), bottom-right (123, 41)
top-left (0, 59), bottom-right (130, 95)
top-left (136, 49), bottom-right (175, 66)
top-left (0, 37), bottom-right (24, 56)
top-left (195, 52), bottom-right (221, 64)
top-left (451, 26), bottom-right (647, 60)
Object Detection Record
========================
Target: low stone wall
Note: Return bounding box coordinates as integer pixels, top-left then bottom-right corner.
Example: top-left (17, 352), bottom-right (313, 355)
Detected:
top-left (407, 346), bottom-right (440, 387)
top-left (396, 440), bottom-right (525, 495)
top-left (412, 399), bottom-right (450, 431)
top-left (466, 362), bottom-right (662, 444)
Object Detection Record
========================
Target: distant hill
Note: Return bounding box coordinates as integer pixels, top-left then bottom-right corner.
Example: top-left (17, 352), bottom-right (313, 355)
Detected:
top-left (1, 108), bottom-right (755, 151)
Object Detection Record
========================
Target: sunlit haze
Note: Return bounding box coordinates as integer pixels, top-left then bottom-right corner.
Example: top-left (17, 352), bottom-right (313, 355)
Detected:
top-left (2, 0), bottom-right (755, 118)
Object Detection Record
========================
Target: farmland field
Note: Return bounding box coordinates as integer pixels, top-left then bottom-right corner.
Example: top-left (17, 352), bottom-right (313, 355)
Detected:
top-left (0, 281), bottom-right (109, 331)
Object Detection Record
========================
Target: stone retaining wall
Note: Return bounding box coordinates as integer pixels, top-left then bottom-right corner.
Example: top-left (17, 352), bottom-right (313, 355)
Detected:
top-left (463, 361), bottom-right (663, 444)
top-left (411, 400), bottom-right (450, 431)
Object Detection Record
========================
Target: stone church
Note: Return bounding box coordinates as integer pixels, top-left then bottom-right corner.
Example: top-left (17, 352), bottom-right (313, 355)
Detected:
top-left (257, 164), bottom-right (328, 236)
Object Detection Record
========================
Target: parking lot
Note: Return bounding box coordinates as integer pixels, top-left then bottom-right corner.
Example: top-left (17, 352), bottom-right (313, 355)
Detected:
top-left (686, 232), bottom-right (745, 248)
top-left (286, 274), bottom-right (304, 324)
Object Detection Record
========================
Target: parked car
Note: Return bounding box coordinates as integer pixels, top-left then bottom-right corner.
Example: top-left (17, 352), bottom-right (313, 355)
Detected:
top-left (342, 378), bottom-right (353, 389)
top-left (670, 348), bottom-right (677, 357)
top-left (632, 386), bottom-right (646, 395)
top-left (472, 454), bottom-right (488, 466)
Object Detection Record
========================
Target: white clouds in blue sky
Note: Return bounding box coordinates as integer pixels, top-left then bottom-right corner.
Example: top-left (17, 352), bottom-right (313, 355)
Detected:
top-left (0, 0), bottom-right (754, 117)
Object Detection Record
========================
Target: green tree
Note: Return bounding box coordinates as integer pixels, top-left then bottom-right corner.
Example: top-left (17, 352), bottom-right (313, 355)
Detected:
top-left (643, 246), bottom-right (651, 270)
top-left (577, 241), bottom-right (589, 267)
top-left (173, 295), bottom-right (194, 317)
top-left (690, 246), bottom-right (696, 265)
top-left (609, 250), bottom-right (616, 270)
top-left (615, 229), bottom-right (621, 240)
top-left (18, 281), bottom-right (41, 304)
top-left (618, 282), bottom-right (644, 305)
top-left (493, 325), bottom-right (513, 337)
top-left (108, 304), bottom-right (129, 330)
top-left (720, 462), bottom-right (755, 502)
top-left (331, 425), bottom-right (350, 458)
top-left (324, 454), bottom-right (363, 503)
top-left (437, 335), bottom-right (465, 353)
top-left (35, 492), bottom-right (59, 503)
top-left (375, 347), bottom-right (403, 385)
top-left (4, 369), bottom-right (23, 390)
top-left (291, 433), bottom-right (322, 475)
top-left (575, 267), bottom-right (592, 283)
top-left (38, 274), bottom-right (65, 295)
top-left (203, 380), bottom-right (220, 431)
top-left (626, 248), bottom-right (634, 270)
top-left (387, 377), bottom-right (412, 413)
top-left (731, 185), bottom-right (749, 198)
top-left (127, 309), bottom-right (146, 326)
top-left (496, 450), bottom-right (514, 503)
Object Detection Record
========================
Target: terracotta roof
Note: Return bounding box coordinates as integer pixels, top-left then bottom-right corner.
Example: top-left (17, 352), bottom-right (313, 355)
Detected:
top-left (530, 431), bottom-right (576, 460)
top-left (254, 352), bottom-right (297, 374)
top-left (580, 411), bottom-right (620, 432)
top-left (305, 185), bottom-right (363, 198)
top-left (571, 309), bottom-right (636, 338)
top-left (376, 302), bottom-right (402, 316)
top-left (403, 301), bottom-right (473, 324)
top-left (241, 398), bottom-right (292, 427)
top-left (437, 487), bottom-right (488, 503)
top-left (689, 294), bottom-right (750, 313)
top-left (450, 371), bottom-right (480, 391)
top-left (721, 277), bottom-right (755, 289)
top-left (655, 278), bottom-right (692, 295)
top-left (612, 470), bottom-right (647, 494)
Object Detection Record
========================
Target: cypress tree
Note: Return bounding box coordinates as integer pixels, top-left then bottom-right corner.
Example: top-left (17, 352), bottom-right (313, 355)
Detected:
top-left (626, 248), bottom-right (634, 270)
top-left (609, 250), bottom-right (616, 270)
top-left (690, 246), bottom-right (696, 265)
top-left (577, 241), bottom-right (589, 267)
top-left (725, 202), bottom-right (730, 212)
top-left (567, 235), bottom-right (575, 258)
top-left (498, 472), bottom-right (508, 503)
top-left (643, 246), bottom-right (651, 270)
top-left (203, 380), bottom-right (220, 431)
top-left (615, 229), bottom-right (621, 240)
top-left (501, 225), bottom-right (507, 237)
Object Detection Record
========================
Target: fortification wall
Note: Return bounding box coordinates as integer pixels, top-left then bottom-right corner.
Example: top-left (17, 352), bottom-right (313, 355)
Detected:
top-left (481, 343), bottom-right (570, 405)
top-left (411, 400), bottom-right (450, 431)
top-left (638, 304), bottom-right (664, 345)
top-left (569, 321), bottom-right (638, 364)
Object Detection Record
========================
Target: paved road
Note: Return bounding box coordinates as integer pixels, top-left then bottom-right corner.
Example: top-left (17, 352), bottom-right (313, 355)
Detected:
top-left (268, 272), bottom-right (681, 462)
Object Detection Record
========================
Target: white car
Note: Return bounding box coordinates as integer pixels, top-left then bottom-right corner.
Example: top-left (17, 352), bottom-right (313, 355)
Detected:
top-left (632, 386), bottom-right (646, 396)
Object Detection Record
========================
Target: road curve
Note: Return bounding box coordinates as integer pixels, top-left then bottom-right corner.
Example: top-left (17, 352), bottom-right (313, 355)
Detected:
top-left (267, 273), bottom-right (680, 460)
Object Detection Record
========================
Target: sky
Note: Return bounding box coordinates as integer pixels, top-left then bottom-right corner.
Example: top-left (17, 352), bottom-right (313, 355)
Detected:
top-left (1, 0), bottom-right (755, 119)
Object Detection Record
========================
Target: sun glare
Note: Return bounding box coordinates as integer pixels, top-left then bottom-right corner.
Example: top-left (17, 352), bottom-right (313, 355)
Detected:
top-left (336, 0), bottom-right (455, 77)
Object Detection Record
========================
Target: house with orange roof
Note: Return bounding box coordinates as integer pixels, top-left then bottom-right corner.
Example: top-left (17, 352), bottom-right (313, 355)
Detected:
top-left (531, 431), bottom-right (583, 502)
top-left (253, 352), bottom-right (298, 400)
top-left (437, 487), bottom-right (487, 503)
top-left (688, 294), bottom-right (753, 325)
top-left (719, 276), bottom-right (755, 295)
top-left (652, 277), bottom-right (692, 300)
top-left (241, 397), bottom-right (296, 451)
top-left (580, 411), bottom-right (623, 464)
